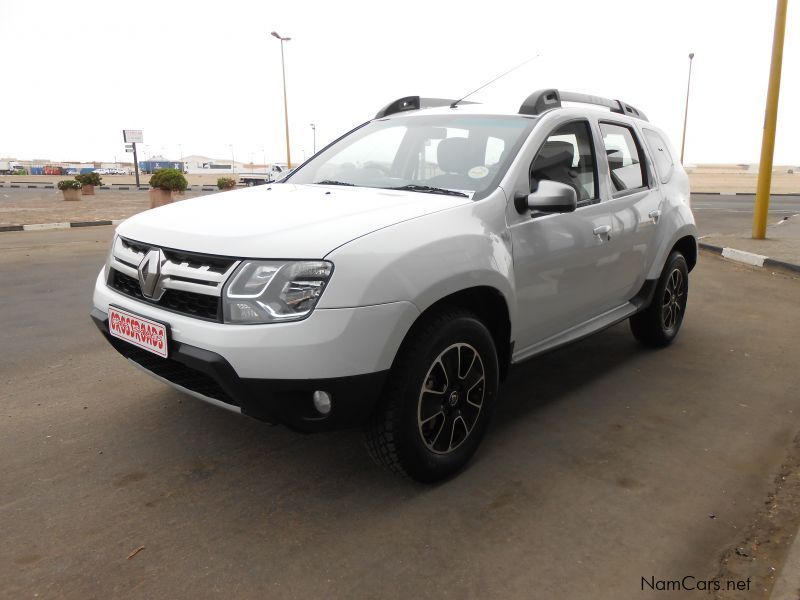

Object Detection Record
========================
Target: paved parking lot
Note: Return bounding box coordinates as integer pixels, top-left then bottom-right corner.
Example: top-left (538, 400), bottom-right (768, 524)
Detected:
top-left (692, 194), bottom-right (800, 237)
top-left (1, 227), bottom-right (799, 599)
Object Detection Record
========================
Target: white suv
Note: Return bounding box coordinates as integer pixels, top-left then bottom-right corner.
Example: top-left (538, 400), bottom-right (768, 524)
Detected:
top-left (91, 90), bottom-right (697, 481)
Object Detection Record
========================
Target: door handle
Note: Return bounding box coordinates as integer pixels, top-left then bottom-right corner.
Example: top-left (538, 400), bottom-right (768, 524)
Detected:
top-left (648, 209), bottom-right (661, 223)
top-left (593, 225), bottom-right (611, 240)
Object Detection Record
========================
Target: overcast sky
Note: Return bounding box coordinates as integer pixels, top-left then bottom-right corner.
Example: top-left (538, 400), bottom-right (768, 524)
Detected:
top-left (0, 0), bottom-right (796, 165)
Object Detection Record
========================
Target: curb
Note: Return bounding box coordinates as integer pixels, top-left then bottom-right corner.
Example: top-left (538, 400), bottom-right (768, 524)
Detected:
top-left (770, 528), bottom-right (800, 599)
top-left (699, 242), bottom-right (800, 274)
top-left (0, 219), bottom-right (124, 233)
top-left (0, 182), bottom-right (219, 191)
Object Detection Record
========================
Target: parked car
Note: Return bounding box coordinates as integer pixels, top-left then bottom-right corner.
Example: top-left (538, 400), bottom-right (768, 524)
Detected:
top-left (91, 89), bottom-right (697, 481)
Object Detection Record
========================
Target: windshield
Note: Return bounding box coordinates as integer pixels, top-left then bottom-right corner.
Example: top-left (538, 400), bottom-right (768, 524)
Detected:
top-left (285, 114), bottom-right (535, 199)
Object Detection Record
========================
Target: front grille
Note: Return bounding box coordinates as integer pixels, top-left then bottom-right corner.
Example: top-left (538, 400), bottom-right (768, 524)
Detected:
top-left (110, 270), bottom-right (221, 321)
top-left (110, 336), bottom-right (236, 405)
top-left (107, 237), bottom-right (240, 322)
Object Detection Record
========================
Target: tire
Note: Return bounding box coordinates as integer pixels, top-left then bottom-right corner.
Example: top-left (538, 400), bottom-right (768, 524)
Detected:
top-left (365, 309), bottom-right (499, 483)
top-left (630, 251), bottom-right (689, 347)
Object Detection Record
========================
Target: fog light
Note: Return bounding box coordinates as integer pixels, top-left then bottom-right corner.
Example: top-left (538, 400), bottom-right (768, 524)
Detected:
top-left (313, 390), bottom-right (332, 415)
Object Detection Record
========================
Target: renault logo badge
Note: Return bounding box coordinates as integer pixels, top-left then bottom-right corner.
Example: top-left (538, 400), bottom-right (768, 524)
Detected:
top-left (138, 249), bottom-right (165, 299)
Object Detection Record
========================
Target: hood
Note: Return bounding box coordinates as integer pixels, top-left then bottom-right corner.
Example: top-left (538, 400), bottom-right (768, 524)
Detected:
top-left (116, 184), bottom-right (472, 258)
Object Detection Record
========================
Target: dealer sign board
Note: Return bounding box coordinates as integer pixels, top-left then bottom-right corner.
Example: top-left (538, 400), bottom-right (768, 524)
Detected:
top-left (123, 130), bottom-right (144, 143)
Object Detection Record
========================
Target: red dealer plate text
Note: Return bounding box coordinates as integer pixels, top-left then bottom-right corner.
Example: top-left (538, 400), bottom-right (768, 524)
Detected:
top-left (108, 306), bottom-right (168, 358)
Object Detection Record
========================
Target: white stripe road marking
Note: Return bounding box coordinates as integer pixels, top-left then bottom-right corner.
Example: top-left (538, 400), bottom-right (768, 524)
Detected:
top-left (22, 222), bottom-right (71, 231)
top-left (721, 247), bottom-right (768, 267)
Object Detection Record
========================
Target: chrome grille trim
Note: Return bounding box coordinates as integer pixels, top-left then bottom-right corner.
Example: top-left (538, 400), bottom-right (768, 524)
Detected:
top-left (109, 236), bottom-right (240, 298)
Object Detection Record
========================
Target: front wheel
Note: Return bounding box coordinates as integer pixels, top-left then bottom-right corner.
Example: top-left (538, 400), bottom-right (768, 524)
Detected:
top-left (630, 251), bottom-right (689, 347)
top-left (365, 309), bottom-right (499, 482)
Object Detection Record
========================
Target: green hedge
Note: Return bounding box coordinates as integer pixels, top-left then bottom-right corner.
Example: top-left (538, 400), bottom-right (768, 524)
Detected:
top-left (76, 172), bottom-right (103, 186)
top-left (149, 168), bottom-right (188, 191)
top-left (217, 177), bottom-right (236, 190)
top-left (57, 180), bottom-right (82, 190)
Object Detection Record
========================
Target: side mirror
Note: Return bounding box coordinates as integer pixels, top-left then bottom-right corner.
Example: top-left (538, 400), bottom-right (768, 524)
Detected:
top-left (515, 180), bottom-right (578, 214)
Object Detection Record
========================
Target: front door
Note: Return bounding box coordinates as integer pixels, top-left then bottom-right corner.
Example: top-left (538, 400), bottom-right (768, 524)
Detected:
top-left (509, 119), bottom-right (621, 351)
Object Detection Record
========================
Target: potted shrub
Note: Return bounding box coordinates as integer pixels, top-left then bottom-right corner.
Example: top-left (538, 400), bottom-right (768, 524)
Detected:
top-left (75, 172), bottom-right (103, 195)
top-left (149, 168), bottom-right (188, 208)
top-left (57, 179), bottom-right (82, 201)
top-left (217, 177), bottom-right (236, 191)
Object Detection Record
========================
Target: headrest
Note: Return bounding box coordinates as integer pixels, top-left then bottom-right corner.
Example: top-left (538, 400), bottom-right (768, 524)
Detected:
top-left (533, 141), bottom-right (575, 171)
top-left (437, 137), bottom-right (470, 174)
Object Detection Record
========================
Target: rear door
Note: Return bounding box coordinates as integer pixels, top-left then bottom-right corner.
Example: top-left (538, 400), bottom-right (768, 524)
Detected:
top-left (594, 120), bottom-right (663, 298)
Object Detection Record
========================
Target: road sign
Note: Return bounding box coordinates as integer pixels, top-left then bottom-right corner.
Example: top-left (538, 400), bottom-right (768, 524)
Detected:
top-left (123, 130), bottom-right (144, 143)
top-left (125, 143), bottom-right (134, 152)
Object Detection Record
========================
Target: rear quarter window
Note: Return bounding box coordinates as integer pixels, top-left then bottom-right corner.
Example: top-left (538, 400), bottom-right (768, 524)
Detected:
top-left (643, 129), bottom-right (675, 184)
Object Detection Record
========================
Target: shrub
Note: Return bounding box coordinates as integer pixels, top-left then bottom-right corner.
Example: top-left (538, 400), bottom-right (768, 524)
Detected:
top-left (13, 168), bottom-right (26, 175)
top-left (217, 177), bottom-right (236, 190)
top-left (76, 172), bottom-right (103, 186)
top-left (57, 180), bottom-right (82, 190)
top-left (149, 168), bottom-right (188, 192)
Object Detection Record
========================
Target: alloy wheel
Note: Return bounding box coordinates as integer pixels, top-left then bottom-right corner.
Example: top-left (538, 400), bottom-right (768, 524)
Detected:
top-left (417, 343), bottom-right (485, 454)
top-left (662, 268), bottom-right (685, 331)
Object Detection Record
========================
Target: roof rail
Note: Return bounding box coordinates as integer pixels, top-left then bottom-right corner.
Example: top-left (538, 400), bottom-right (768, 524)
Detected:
top-left (375, 96), bottom-right (474, 119)
top-left (518, 89), bottom-right (648, 121)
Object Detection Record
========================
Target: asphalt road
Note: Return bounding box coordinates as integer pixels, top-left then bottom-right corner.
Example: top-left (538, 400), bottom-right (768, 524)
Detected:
top-left (692, 194), bottom-right (800, 237)
top-left (2, 227), bottom-right (800, 599)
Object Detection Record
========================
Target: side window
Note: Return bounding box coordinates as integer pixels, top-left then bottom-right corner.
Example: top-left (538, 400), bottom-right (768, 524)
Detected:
top-left (643, 129), bottom-right (674, 184)
top-left (599, 122), bottom-right (648, 193)
top-left (529, 121), bottom-right (597, 204)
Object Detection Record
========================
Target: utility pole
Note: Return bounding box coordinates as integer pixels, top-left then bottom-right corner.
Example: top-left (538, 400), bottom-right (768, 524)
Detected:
top-left (753, 0), bottom-right (789, 240)
top-left (271, 31), bottom-right (292, 168)
top-left (132, 143), bottom-right (140, 186)
top-left (680, 52), bottom-right (695, 164)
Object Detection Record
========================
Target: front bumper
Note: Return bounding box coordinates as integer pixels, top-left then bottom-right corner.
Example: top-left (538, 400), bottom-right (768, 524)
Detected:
top-left (91, 309), bottom-right (389, 432)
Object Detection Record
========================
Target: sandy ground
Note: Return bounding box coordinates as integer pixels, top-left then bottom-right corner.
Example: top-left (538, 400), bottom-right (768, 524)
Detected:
top-left (687, 169), bottom-right (799, 194)
top-left (0, 189), bottom-right (216, 227)
top-left (1, 169), bottom-right (799, 194)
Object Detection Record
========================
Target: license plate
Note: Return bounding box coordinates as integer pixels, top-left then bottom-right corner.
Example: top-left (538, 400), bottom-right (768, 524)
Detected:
top-left (108, 306), bottom-right (169, 358)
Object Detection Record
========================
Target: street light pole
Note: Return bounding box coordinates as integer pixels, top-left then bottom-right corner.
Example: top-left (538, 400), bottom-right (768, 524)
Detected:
top-left (229, 144), bottom-right (235, 175)
top-left (271, 31), bottom-right (292, 169)
top-left (753, 0), bottom-right (789, 240)
top-left (680, 52), bottom-right (695, 165)
top-left (310, 123), bottom-right (316, 154)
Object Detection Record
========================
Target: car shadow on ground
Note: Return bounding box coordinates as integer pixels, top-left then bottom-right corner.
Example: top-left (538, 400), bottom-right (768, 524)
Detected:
top-left (492, 321), bottom-right (643, 430)
top-left (104, 319), bottom-right (649, 504)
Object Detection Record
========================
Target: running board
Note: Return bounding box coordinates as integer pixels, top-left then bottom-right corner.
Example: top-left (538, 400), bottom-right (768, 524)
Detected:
top-left (511, 302), bottom-right (637, 364)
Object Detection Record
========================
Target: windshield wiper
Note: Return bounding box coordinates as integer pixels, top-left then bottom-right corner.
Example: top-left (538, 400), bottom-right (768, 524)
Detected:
top-left (385, 184), bottom-right (469, 197)
top-left (314, 180), bottom-right (355, 186)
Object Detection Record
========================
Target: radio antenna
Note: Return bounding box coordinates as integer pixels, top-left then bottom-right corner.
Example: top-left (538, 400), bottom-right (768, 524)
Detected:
top-left (450, 53), bottom-right (541, 108)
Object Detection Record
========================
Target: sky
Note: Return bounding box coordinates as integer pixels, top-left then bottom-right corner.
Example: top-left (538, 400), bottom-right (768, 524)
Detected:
top-left (0, 0), bottom-right (797, 166)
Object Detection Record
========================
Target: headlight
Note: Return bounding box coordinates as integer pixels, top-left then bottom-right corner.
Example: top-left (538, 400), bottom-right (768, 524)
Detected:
top-left (222, 260), bottom-right (333, 324)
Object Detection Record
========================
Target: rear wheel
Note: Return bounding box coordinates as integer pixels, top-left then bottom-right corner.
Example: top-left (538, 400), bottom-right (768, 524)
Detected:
top-left (630, 251), bottom-right (689, 347)
top-left (365, 309), bottom-right (499, 482)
